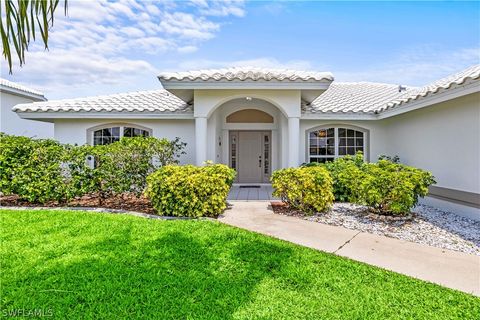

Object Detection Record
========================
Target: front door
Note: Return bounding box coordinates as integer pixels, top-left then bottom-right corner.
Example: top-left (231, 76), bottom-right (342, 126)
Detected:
top-left (230, 131), bottom-right (271, 183)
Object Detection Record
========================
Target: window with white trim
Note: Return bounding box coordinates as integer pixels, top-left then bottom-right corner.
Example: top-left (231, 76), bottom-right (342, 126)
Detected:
top-left (92, 125), bottom-right (150, 145)
top-left (308, 127), bottom-right (366, 163)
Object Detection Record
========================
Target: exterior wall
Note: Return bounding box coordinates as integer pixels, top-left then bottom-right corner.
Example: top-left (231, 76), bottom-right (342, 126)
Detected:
top-left (53, 119), bottom-right (196, 164)
top-left (193, 89), bottom-right (302, 118)
top-left (380, 93), bottom-right (480, 219)
top-left (299, 119), bottom-right (389, 164)
top-left (381, 93), bottom-right (479, 194)
top-left (0, 92), bottom-right (53, 138)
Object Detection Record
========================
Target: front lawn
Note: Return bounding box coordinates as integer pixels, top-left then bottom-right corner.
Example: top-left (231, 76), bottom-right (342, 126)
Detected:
top-left (1, 209), bottom-right (478, 319)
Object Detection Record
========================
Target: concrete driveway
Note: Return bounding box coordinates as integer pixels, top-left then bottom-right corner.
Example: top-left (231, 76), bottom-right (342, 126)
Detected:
top-left (219, 201), bottom-right (480, 296)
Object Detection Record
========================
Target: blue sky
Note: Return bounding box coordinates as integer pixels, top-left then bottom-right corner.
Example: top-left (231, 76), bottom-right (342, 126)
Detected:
top-left (2, 0), bottom-right (479, 99)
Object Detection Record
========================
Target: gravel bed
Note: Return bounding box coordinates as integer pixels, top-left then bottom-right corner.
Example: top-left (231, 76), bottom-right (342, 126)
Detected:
top-left (273, 202), bottom-right (480, 255)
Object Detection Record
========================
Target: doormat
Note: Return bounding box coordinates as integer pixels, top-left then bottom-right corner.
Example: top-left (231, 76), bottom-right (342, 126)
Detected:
top-left (239, 185), bottom-right (261, 188)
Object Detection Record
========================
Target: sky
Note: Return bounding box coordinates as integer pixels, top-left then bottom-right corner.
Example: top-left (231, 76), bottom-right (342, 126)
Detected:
top-left (1, 0), bottom-right (479, 100)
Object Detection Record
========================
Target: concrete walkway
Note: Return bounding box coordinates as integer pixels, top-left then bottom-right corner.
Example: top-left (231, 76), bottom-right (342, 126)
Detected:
top-left (227, 185), bottom-right (278, 201)
top-left (219, 201), bottom-right (480, 296)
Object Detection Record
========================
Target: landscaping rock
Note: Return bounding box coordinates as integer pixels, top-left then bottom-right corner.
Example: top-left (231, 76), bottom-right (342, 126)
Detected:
top-left (272, 202), bottom-right (480, 255)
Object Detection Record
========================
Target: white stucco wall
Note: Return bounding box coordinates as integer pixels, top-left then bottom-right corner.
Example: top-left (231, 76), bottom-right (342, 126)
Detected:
top-left (1, 92), bottom-right (53, 138)
top-left (193, 89), bottom-right (302, 118)
top-left (380, 93), bottom-right (480, 220)
top-left (381, 92), bottom-right (480, 194)
top-left (53, 119), bottom-right (196, 164)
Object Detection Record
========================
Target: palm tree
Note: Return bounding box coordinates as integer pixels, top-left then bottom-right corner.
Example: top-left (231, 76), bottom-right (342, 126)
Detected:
top-left (1, 0), bottom-right (68, 73)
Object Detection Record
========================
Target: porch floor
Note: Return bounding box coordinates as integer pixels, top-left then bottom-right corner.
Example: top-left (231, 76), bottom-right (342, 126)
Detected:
top-left (227, 184), bottom-right (279, 201)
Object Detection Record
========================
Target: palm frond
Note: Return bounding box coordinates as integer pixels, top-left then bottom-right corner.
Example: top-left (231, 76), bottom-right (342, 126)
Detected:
top-left (1, 0), bottom-right (68, 73)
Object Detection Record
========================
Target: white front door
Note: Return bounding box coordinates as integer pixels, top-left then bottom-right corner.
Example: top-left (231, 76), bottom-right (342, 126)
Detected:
top-left (230, 131), bottom-right (271, 183)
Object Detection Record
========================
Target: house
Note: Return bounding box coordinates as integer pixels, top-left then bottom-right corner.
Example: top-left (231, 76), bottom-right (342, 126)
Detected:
top-left (12, 65), bottom-right (480, 220)
top-left (0, 78), bottom-right (53, 138)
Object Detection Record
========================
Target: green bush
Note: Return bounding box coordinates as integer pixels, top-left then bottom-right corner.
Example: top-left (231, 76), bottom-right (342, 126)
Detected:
top-left (0, 133), bottom-right (67, 203)
top-left (0, 133), bottom-right (186, 204)
top-left (92, 137), bottom-right (186, 198)
top-left (271, 166), bottom-right (334, 214)
top-left (145, 164), bottom-right (236, 218)
top-left (323, 152), bottom-right (366, 202)
top-left (358, 160), bottom-right (436, 215)
top-left (301, 152), bottom-right (435, 215)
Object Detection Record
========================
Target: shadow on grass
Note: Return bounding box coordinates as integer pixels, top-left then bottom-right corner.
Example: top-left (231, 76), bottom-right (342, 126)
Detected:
top-left (1, 210), bottom-right (479, 320)
top-left (2, 223), bottom-right (294, 319)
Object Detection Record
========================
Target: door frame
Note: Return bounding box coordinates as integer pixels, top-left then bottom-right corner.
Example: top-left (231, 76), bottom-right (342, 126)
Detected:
top-left (229, 130), bottom-right (271, 183)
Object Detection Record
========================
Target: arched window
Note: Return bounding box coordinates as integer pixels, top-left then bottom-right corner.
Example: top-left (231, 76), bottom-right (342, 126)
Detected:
top-left (307, 126), bottom-right (367, 163)
top-left (90, 124), bottom-right (151, 145)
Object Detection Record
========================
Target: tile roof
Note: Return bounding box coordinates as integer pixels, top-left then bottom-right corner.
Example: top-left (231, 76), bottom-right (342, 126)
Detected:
top-left (381, 64), bottom-right (480, 112)
top-left (0, 78), bottom-right (46, 100)
top-left (159, 67), bottom-right (334, 82)
top-left (306, 64), bottom-right (480, 114)
top-left (13, 89), bottom-right (192, 114)
top-left (12, 65), bottom-right (479, 116)
top-left (305, 82), bottom-right (416, 114)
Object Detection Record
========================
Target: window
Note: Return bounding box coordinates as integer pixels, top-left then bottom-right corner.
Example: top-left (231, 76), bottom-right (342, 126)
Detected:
top-left (92, 125), bottom-right (150, 145)
top-left (308, 127), bottom-right (366, 163)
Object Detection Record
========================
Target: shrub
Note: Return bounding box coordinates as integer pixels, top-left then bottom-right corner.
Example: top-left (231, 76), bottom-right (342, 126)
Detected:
top-left (271, 166), bottom-right (334, 214)
top-left (0, 133), bottom-right (186, 204)
top-left (322, 152), bottom-right (366, 202)
top-left (0, 133), bottom-right (67, 203)
top-left (300, 152), bottom-right (436, 215)
top-left (145, 164), bottom-right (236, 218)
top-left (358, 160), bottom-right (436, 215)
top-left (93, 137), bottom-right (186, 198)
top-left (378, 154), bottom-right (400, 163)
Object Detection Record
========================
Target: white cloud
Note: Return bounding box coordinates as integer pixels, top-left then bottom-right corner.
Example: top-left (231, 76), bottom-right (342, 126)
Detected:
top-left (159, 12), bottom-right (219, 40)
top-left (198, 1), bottom-right (246, 17)
top-left (3, 0), bottom-right (247, 98)
top-left (177, 46), bottom-right (199, 54)
top-left (120, 27), bottom-right (145, 38)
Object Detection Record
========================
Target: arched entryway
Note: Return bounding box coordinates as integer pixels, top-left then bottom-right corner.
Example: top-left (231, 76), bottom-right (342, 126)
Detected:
top-left (209, 97), bottom-right (287, 183)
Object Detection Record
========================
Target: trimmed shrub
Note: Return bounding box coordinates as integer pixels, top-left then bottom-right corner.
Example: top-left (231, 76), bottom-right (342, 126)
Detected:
top-left (301, 152), bottom-right (436, 215)
top-left (145, 164), bottom-right (236, 218)
top-left (358, 160), bottom-right (436, 215)
top-left (271, 166), bottom-right (334, 214)
top-left (322, 152), bottom-right (366, 202)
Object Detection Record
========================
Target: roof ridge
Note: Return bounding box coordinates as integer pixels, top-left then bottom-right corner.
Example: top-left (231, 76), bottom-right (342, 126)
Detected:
top-left (380, 64), bottom-right (480, 112)
top-left (158, 67), bottom-right (334, 82)
top-left (331, 81), bottom-right (419, 88)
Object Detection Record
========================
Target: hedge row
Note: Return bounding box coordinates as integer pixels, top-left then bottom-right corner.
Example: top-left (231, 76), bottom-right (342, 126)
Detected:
top-left (272, 153), bottom-right (435, 215)
top-left (0, 133), bottom-right (186, 203)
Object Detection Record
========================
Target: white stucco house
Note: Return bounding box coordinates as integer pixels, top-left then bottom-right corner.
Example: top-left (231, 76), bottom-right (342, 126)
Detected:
top-left (0, 78), bottom-right (53, 138)
top-left (12, 65), bottom-right (480, 219)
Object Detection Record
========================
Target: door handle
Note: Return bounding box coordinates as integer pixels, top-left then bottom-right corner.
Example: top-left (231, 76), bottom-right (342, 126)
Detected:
top-left (259, 155), bottom-right (262, 167)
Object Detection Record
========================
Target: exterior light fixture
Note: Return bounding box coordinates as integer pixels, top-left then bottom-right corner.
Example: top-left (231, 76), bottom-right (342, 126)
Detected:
top-left (245, 96), bottom-right (252, 101)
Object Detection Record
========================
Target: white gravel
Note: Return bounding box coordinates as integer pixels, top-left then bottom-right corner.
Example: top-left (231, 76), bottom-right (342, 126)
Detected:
top-left (284, 203), bottom-right (480, 255)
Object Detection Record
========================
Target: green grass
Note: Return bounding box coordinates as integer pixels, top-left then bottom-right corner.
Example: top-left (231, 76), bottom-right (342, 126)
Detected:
top-left (1, 209), bottom-right (479, 319)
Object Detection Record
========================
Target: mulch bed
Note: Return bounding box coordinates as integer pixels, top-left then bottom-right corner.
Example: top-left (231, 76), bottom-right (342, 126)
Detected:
top-left (0, 193), bottom-right (157, 215)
